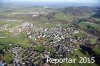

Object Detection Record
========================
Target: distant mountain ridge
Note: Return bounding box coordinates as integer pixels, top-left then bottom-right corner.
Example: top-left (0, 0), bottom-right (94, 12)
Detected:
top-left (0, 2), bottom-right (100, 9)
top-left (60, 6), bottom-right (93, 16)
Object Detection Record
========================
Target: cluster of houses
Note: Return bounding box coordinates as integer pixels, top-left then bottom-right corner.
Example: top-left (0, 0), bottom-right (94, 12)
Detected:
top-left (0, 21), bottom-right (90, 66)
top-left (0, 22), bottom-right (40, 36)
top-left (6, 24), bottom-right (89, 66)
top-left (0, 24), bottom-right (10, 31)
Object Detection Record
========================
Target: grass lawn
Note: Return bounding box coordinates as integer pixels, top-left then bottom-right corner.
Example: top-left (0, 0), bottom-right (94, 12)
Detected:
top-left (73, 32), bottom-right (86, 38)
top-left (33, 44), bottom-right (46, 52)
top-left (4, 52), bottom-right (13, 64)
top-left (94, 48), bottom-right (100, 55)
top-left (55, 12), bottom-right (74, 21)
top-left (79, 21), bottom-right (100, 29)
top-left (89, 38), bottom-right (97, 44)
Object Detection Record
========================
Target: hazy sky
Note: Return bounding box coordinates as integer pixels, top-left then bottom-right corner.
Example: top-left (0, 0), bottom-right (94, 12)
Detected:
top-left (1, 0), bottom-right (100, 3)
